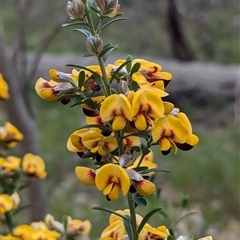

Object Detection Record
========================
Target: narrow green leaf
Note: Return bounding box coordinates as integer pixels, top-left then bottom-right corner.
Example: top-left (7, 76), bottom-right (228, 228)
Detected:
top-left (101, 17), bottom-right (127, 30)
top-left (102, 47), bottom-right (118, 62)
top-left (73, 28), bottom-right (91, 37)
top-left (126, 55), bottom-right (132, 72)
top-left (62, 22), bottom-right (87, 28)
top-left (167, 236), bottom-right (175, 240)
top-left (130, 80), bottom-right (138, 91)
top-left (132, 166), bottom-right (148, 172)
top-left (99, 44), bottom-right (118, 57)
top-left (78, 70), bottom-right (85, 89)
top-left (140, 167), bottom-right (170, 175)
top-left (110, 59), bottom-right (131, 83)
top-left (130, 62), bottom-right (141, 76)
top-left (132, 196), bottom-right (147, 206)
top-left (92, 206), bottom-right (130, 221)
top-left (82, 53), bottom-right (93, 57)
top-left (137, 208), bottom-right (162, 233)
top-left (58, 94), bottom-right (81, 100)
top-left (90, 6), bottom-right (101, 14)
top-left (12, 204), bottom-right (32, 216)
top-left (66, 64), bottom-right (101, 77)
top-left (141, 144), bottom-right (151, 155)
top-left (84, 98), bottom-right (97, 109)
top-left (123, 216), bottom-right (133, 240)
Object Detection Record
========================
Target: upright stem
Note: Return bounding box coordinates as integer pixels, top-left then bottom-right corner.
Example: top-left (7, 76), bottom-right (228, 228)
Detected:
top-left (127, 193), bottom-right (138, 240)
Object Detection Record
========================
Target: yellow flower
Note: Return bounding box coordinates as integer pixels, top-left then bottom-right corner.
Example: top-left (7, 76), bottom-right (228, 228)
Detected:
top-left (67, 216), bottom-right (92, 236)
top-left (0, 156), bottom-right (21, 172)
top-left (0, 73), bottom-right (10, 100)
top-left (0, 122), bottom-right (23, 149)
top-left (14, 222), bottom-right (60, 240)
top-left (131, 89), bottom-right (164, 131)
top-left (75, 166), bottom-right (96, 186)
top-left (152, 115), bottom-right (188, 155)
top-left (82, 131), bottom-right (117, 156)
top-left (100, 209), bottom-right (169, 240)
top-left (176, 112), bottom-right (199, 150)
top-left (126, 169), bottom-right (155, 196)
top-left (0, 194), bottom-right (14, 214)
top-left (100, 94), bottom-right (132, 131)
top-left (22, 153), bottom-right (47, 179)
top-left (95, 164), bottom-right (130, 200)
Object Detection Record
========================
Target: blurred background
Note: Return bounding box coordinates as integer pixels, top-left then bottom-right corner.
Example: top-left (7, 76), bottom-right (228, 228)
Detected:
top-left (2, 0), bottom-right (239, 239)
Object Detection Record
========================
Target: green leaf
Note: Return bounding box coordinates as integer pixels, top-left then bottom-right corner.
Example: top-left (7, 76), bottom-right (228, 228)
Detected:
top-left (82, 53), bottom-right (93, 57)
top-left (102, 46), bottom-right (119, 62)
top-left (110, 59), bottom-right (131, 83)
top-left (180, 193), bottom-right (189, 208)
top-left (12, 204), bottom-right (32, 216)
top-left (141, 144), bottom-right (151, 155)
top-left (66, 64), bottom-right (101, 77)
top-left (83, 98), bottom-right (97, 109)
top-left (73, 28), bottom-right (91, 37)
top-left (123, 216), bottom-right (133, 240)
top-left (90, 6), bottom-right (101, 14)
top-left (62, 22), bottom-right (87, 28)
top-left (99, 44), bottom-right (118, 57)
top-left (126, 55), bottom-right (132, 72)
top-left (167, 236), bottom-right (175, 240)
top-left (92, 206), bottom-right (130, 221)
top-left (130, 62), bottom-right (141, 76)
top-left (132, 166), bottom-right (148, 172)
top-left (140, 167), bottom-right (170, 175)
top-left (78, 70), bottom-right (85, 89)
top-left (132, 196), bottom-right (147, 206)
top-left (137, 208), bottom-right (162, 233)
top-left (130, 80), bottom-right (138, 91)
top-left (101, 17), bottom-right (127, 30)
top-left (58, 94), bottom-right (81, 100)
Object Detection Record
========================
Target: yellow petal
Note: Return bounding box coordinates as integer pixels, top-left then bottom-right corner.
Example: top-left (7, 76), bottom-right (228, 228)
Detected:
top-left (0, 73), bottom-right (10, 100)
top-left (134, 113), bottom-right (148, 131)
top-left (96, 164), bottom-right (130, 196)
top-left (0, 194), bottom-right (13, 213)
top-left (131, 89), bottom-right (164, 120)
top-left (75, 167), bottom-right (96, 186)
top-left (112, 116), bottom-right (128, 131)
top-left (160, 138), bottom-right (172, 152)
top-left (100, 94), bottom-right (132, 122)
top-left (134, 179), bottom-right (155, 196)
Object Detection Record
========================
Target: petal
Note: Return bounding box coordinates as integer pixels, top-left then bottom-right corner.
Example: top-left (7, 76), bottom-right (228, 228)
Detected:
top-left (82, 132), bottom-right (102, 150)
top-left (108, 183), bottom-right (121, 200)
top-left (134, 179), bottom-right (155, 196)
top-left (112, 116), bottom-right (128, 131)
top-left (178, 112), bottom-right (192, 134)
top-left (100, 94), bottom-right (132, 122)
top-left (0, 194), bottom-right (13, 213)
top-left (131, 89), bottom-right (164, 119)
top-left (96, 164), bottom-right (130, 196)
top-left (163, 101), bottom-right (174, 115)
top-left (75, 167), bottom-right (96, 186)
top-left (134, 113), bottom-right (148, 131)
top-left (160, 138), bottom-right (172, 152)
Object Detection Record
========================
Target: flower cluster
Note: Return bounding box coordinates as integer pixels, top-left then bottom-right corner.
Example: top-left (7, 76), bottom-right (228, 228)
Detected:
top-left (0, 73), bottom-right (92, 240)
top-left (33, 0), bottom-right (204, 239)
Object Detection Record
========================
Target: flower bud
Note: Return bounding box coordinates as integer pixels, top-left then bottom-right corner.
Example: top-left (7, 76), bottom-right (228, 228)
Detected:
top-left (95, 0), bottom-right (120, 17)
top-left (66, 0), bottom-right (85, 20)
top-left (86, 35), bottom-right (103, 55)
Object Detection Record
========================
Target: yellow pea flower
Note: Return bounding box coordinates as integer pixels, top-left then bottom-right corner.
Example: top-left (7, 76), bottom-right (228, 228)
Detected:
top-left (0, 73), bottom-right (10, 100)
top-left (0, 122), bottom-right (23, 149)
top-left (176, 112), bottom-right (199, 150)
top-left (75, 166), bottom-right (96, 186)
top-left (82, 131), bottom-right (117, 156)
top-left (131, 89), bottom-right (165, 131)
top-left (0, 156), bottom-right (21, 172)
top-left (95, 164), bottom-right (130, 200)
top-left (22, 153), bottom-right (47, 179)
top-left (0, 194), bottom-right (14, 214)
top-left (0, 235), bottom-right (22, 240)
top-left (100, 94), bottom-right (132, 131)
top-left (67, 216), bottom-right (92, 236)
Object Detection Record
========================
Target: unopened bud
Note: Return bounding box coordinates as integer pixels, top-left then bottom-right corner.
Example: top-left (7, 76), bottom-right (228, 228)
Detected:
top-left (86, 35), bottom-right (103, 55)
top-left (66, 0), bottom-right (85, 20)
top-left (170, 107), bottom-right (180, 117)
top-left (95, 0), bottom-right (120, 17)
top-left (119, 80), bottom-right (130, 95)
top-left (119, 154), bottom-right (135, 167)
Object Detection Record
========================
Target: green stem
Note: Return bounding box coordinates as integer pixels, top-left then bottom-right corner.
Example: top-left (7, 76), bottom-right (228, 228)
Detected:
top-left (97, 56), bottom-right (111, 96)
top-left (127, 192), bottom-right (138, 240)
top-left (5, 212), bottom-right (14, 235)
